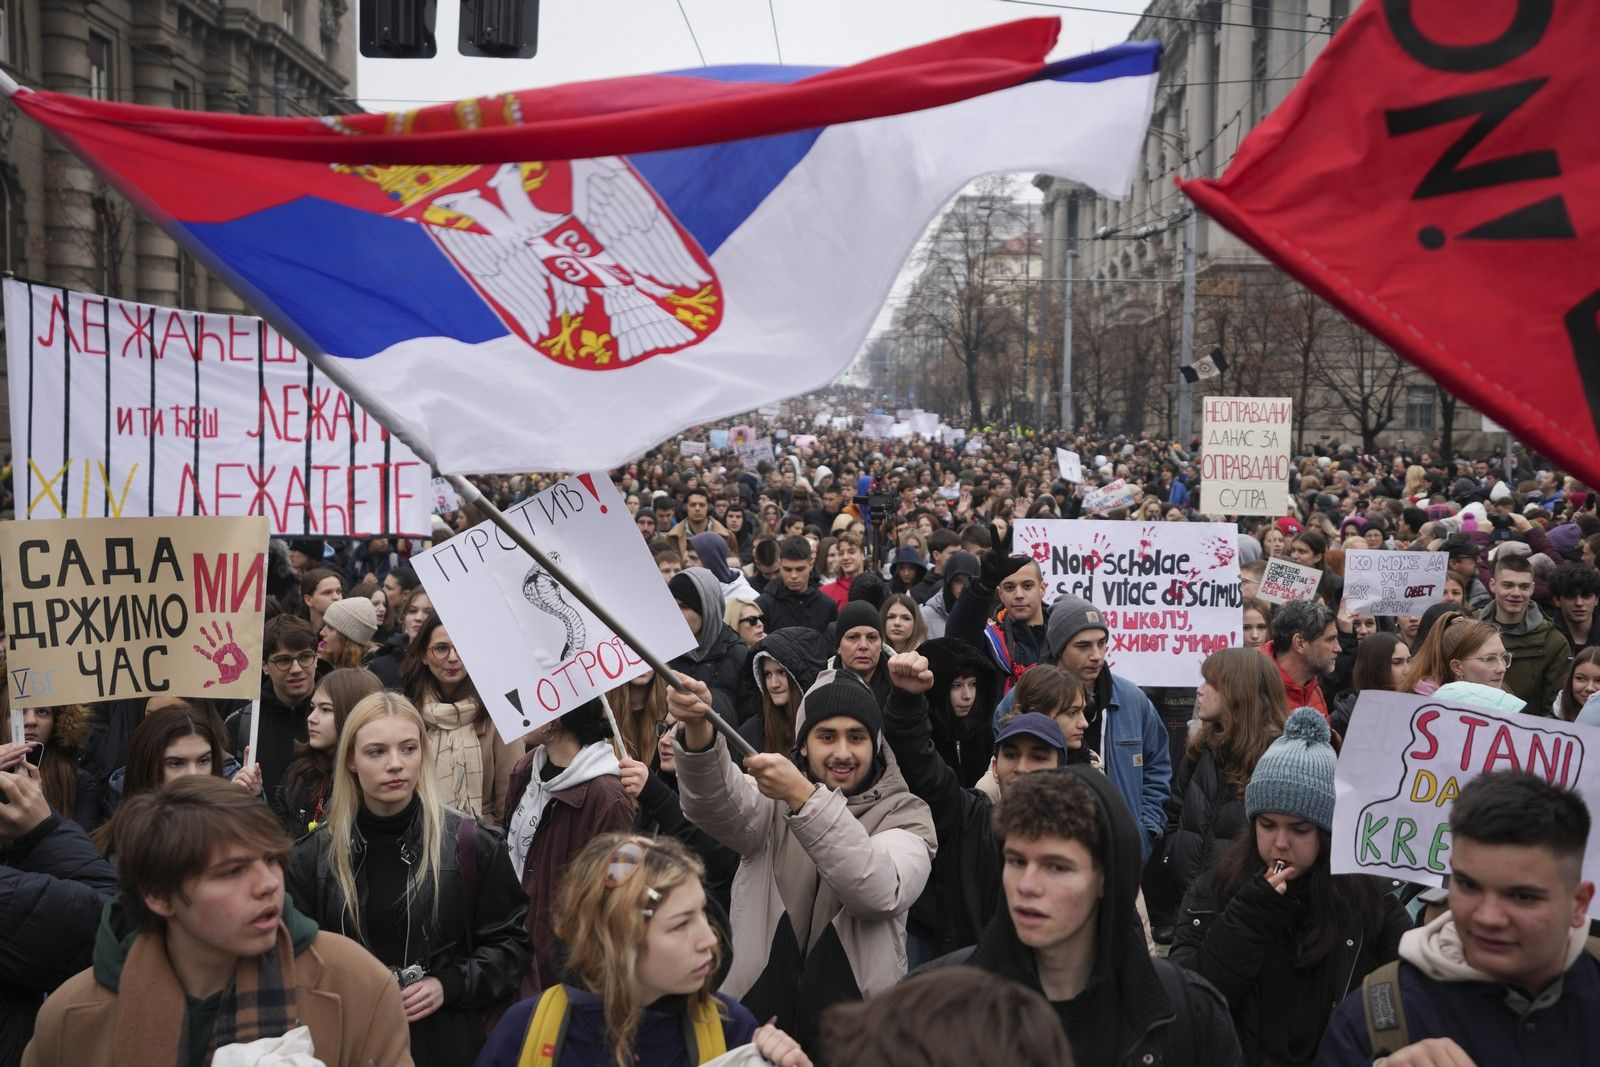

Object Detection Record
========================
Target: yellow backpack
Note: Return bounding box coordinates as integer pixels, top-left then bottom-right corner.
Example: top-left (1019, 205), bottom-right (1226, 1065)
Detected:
top-left (516, 984), bottom-right (728, 1067)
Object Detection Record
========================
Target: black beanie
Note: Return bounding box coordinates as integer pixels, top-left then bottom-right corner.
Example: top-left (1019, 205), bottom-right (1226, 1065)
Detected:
top-left (668, 571), bottom-right (700, 612)
top-left (836, 601), bottom-right (882, 642)
top-left (796, 677), bottom-right (883, 747)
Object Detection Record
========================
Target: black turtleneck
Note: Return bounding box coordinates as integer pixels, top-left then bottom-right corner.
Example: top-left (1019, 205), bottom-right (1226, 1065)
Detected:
top-left (356, 794), bottom-right (419, 967)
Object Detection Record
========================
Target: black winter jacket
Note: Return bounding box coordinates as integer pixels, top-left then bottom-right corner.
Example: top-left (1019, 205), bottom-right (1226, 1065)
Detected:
top-left (0, 813), bottom-right (118, 1064)
top-left (1160, 747), bottom-right (1248, 903)
top-left (670, 625), bottom-right (753, 724)
top-left (757, 574), bottom-right (839, 635)
top-left (286, 807), bottom-right (533, 1066)
top-left (882, 687), bottom-right (1001, 957)
top-left (928, 767), bottom-right (1242, 1067)
top-left (1170, 869), bottom-right (1410, 1067)
top-left (921, 637), bottom-right (1001, 788)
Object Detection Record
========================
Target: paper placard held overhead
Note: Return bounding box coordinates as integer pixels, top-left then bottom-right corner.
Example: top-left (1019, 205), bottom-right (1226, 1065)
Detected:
top-left (1342, 550), bottom-right (1448, 616)
top-left (1056, 448), bottom-right (1083, 483)
top-left (1200, 397), bottom-right (1292, 516)
top-left (1257, 557), bottom-right (1323, 604)
top-left (413, 474), bottom-right (695, 743)
top-left (1333, 691), bottom-right (1600, 919)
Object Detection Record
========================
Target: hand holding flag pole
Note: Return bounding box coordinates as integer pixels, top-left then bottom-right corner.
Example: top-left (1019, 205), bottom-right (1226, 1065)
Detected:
top-left (443, 473), bottom-right (760, 760)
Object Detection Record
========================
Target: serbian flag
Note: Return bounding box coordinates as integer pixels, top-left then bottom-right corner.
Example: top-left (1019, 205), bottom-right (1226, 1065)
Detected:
top-left (1181, 3), bottom-right (1600, 485)
top-left (2, 19), bottom-right (1158, 473)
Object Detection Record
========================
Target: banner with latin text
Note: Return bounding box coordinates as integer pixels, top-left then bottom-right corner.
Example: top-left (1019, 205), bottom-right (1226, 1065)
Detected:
top-left (0, 516), bottom-right (269, 707)
top-left (4, 280), bottom-right (432, 537)
top-left (1012, 518), bottom-right (1243, 687)
top-left (413, 473), bottom-right (695, 743)
top-left (1333, 692), bottom-right (1600, 918)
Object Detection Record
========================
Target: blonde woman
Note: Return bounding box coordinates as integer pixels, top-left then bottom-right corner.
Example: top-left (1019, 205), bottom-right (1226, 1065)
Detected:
top-left (286, 691), bottom-right (533, 1066)
top-left (478, 833), bottom-right (808, 1067)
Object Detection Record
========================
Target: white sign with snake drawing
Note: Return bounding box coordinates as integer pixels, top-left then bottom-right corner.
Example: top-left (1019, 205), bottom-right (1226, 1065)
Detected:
top-left (415, 473), bottom-right (695, 742)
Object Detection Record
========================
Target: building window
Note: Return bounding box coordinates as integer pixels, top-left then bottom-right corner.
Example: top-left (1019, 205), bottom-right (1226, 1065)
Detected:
top-left (1250, 0), bottom-right (1270, 124)
top-left (173, 79), bottom-right (191, 110)
top-left (281, 0), bottom-right (297, 34)
top-left (87, 33), bottom-right (111, 100)
top-left (0, 167), bottom-right (23, 274)
top-left (1405, 385), bottom-right (1436, 432)
top-left (0, 0), bottom-right (11, 67)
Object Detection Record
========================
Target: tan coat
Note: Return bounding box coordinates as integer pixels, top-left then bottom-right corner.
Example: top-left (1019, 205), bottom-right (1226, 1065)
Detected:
top-left (22, 927), bottom-right (413, 1067)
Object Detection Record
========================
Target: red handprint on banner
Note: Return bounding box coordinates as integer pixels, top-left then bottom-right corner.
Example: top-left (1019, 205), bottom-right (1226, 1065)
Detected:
top-left (1201, 535), bottom-right (1238, 572)
top-left (193, 621), bottom-right (249, 688)
top-left (1084, 531), bottom-right (1111, 572)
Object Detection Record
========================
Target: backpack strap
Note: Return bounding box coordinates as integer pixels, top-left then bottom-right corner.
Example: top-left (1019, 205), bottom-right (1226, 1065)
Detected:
top-left (1150, 958), bottom-right (1195, 1067)
top-left (1588, 936), bottom-right (1600, 965)
top-left (683, 996), bottom-right (728, 1064)
top-left (1361, 959), bottom-right (1409, 1057)
top-left (457, 816), bottom-right (479, 951)
top-left (517, 984), bottom-right (572, 1067)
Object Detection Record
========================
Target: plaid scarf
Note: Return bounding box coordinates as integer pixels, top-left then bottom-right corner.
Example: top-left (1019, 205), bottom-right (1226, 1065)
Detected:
top-left (204, 928), bottom-right (300, 1058)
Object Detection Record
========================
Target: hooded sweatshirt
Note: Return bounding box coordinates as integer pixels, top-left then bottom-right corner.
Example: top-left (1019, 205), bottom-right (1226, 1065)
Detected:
top-left (757, 571), bottom-right (840, 635)
top-left (668, 567), bottom-right (752, 722)
top-left (920, 637), bottom-right (1001, 788)
top-left (673, 669), bottom-right (936, 1051)
top-left (921, 550), bottom-right (979, 640)
top-left (941, 767), bottom-right (1241, 1067)
top-left (740, 628), bottom-right (828, 753)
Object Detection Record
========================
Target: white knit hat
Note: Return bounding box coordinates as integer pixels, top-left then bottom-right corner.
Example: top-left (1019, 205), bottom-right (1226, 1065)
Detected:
top-left (322, 596), bottom-right (378, 646)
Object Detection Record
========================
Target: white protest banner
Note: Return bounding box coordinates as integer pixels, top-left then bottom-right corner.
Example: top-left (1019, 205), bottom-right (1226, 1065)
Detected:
top-left (431, 477), bottom-right (458, 515)
top-left (1333, 691), bottom-right (1600, 918)
top-left (1257, 557), bottom-right (1323, 605)
top-left (1082, 479), bottom-right (1139, 515)
top-left (1056, 448), bottom-right (1083, 483)
top-left (830, 416), bottom-right (853, 431)
top-left (1200, 396), bottom-right (1292, 516)
top-left (1342, 550), bottom-right (1448, 616)
top-left (0, 515), bottom-right (269, 707)
top-left (679, 441), bottom-right (708, 457)
top-left (4, 279), bottom-right (430, 537)
top-left (757, 404), bottom-right (781, 418)
top-left (890, 422), bottom-right (912, 439)
top-left (735, 437), bottom-right (775, 467)
top-left (413, 473), bottom-right (695, 742)
top-left (910, 412), bottom-right (941, 438)
top-left (1012, 519), bottom-right (1243, 687)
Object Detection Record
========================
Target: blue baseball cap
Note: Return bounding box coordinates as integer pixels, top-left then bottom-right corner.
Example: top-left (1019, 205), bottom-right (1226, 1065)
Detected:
top-left (994, 712), bottom-right (1068, 754)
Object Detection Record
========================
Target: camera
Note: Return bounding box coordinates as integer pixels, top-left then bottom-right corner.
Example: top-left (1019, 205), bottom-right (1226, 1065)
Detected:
top-left (390, 964), bottom-right (426, 988)
top-left (854, 491), bottom-right (898, 517)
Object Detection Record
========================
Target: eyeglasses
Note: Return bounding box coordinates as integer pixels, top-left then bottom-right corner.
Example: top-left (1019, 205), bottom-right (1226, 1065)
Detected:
top-left (739, 614), bottom-right (766, 627)
top-left (654, 718), bottom-right (675, 737)
top-left (428, 642), bottom-right (460, 659)
top-left (1471, 652), bottom-right (1514, 668)
top-left (266, 650), bottom-right (318, 670)
top-left (603, 835), bottom-right (665, 916)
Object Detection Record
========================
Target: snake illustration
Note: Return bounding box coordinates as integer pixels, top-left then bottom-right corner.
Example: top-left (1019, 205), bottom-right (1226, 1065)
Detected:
top-left (522, 553), bottom-right (586, 661)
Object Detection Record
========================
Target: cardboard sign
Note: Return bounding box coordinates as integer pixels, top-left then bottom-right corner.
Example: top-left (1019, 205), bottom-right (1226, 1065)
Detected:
top-left (791, 434), bottom-right (818, 450)
top-left (735, 437), bottom-right (775, 468)
top-left (963, 436), bottom-right (984, 455)
top-left (1056, 448), bottom-right (1084, 483)
top-left (1200, 396), bottom-right (1292, 516)
top-left (1012, 519), bottom-right (1243, 687)
top-left (4, 280), bottom-right (431, 537)
top-left (679, 441), bottom-right (708, 456)
top-left (1082, 478), bottom-right (1139, 515)
top-left (910, 412), bottom-right (941, 438)
top-left (708, 429), bottom-right (730, 449)
top-left (862, 414), bottom-right (894, 439)
top-left (1333, 692), bottom-right (1600, 918)
top-left (1257, 557), bottom-right (1323, 604)
top-left (0, 516), bottom-right (269, 707)
top-left (1342, 550), bottom-right (1448, 616)
top-left (413, 473), bottom-right (695, 742)
top-left (729, 425), bottom-right (757, 447)
top-left (757, 404), bottom-right (781, 417)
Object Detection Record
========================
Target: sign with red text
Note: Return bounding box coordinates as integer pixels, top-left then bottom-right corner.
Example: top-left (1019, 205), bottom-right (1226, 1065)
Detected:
top-left (1201, 397), bottom-right (1291, 516)
top-left (1012, 519), bottom-right (1242, 687)
top-left (1257, 557), bottom-right (1322, 605)
top-left (1342, 550), bottom-right (1447, 617)
top-left (414, 473), bottom-right (695, 742)
top-left (1082, 478), bottom-right (1139, 515)
top-left (1333, 692), bottom-right (1600, 918)
top-left (0, 515), bottom-right (269, 707)
top-left (4, 280), bottom-right (430, 537)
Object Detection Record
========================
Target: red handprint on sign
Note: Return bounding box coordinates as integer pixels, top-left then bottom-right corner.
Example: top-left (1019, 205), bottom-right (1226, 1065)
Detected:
top-left (193, 621), bottom-right (249, 688)
top-left (1084, 531), bottom-right (1111, 572)
top-left (1138, 525), bottom-right (1157, 560)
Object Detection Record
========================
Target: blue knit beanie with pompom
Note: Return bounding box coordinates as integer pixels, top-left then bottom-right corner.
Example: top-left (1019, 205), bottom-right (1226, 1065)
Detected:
top-left (1244, 706), bottom-right (1337, 831)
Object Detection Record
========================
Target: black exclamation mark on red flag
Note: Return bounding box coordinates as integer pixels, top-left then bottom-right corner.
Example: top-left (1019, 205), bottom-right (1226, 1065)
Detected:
top-left (505, 689), bottom-right (531, 728)
top-left (576, 473), bottom-right (607, 513)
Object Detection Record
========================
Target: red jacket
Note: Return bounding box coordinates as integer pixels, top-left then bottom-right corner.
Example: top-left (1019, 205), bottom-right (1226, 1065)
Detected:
top-left (820, 574), bottom-right (855, 608)
top-left (1260, 643), bottom-right (1329, 720)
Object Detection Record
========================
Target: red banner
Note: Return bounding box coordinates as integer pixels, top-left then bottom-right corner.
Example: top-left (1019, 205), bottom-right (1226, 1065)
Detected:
top-left (1181, 1), bottom-right (1600, 483)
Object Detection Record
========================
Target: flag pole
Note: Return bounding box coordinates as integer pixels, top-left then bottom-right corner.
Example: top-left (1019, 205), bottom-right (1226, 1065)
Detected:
top-left (442, 474), bottom-right (758, 759)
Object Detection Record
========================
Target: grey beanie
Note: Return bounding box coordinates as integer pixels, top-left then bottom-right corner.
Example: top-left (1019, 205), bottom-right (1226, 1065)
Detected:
top-left (1245, 707), bottom-right (1337, 831)
top-left (1045, 595), bottom-right (1110, 663)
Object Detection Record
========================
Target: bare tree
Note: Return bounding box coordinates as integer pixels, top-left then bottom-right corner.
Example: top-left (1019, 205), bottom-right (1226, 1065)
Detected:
top-left (900, 178), bottom-right (1029, 425)
top-left (1313, 320), bottom-right (1416, 451)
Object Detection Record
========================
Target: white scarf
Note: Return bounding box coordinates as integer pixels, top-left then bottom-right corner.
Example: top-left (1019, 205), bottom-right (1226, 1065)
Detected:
top-left (506, 740), bottom-right (621, 874)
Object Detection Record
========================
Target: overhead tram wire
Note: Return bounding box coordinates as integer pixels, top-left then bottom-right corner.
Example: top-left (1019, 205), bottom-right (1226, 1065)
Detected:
top-left (676, 0), bottom-right (709, 67)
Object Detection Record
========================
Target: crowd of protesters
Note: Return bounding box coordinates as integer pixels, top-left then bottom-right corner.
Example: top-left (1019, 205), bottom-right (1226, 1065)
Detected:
top-left (4, 393), bottom-right (1600, 1066)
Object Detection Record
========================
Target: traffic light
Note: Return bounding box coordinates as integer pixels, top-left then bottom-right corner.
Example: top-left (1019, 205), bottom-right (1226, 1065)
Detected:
top-left (460, 0), bottom-right (539, 58)
top-left (360, 0), bottom-right (437, 58)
